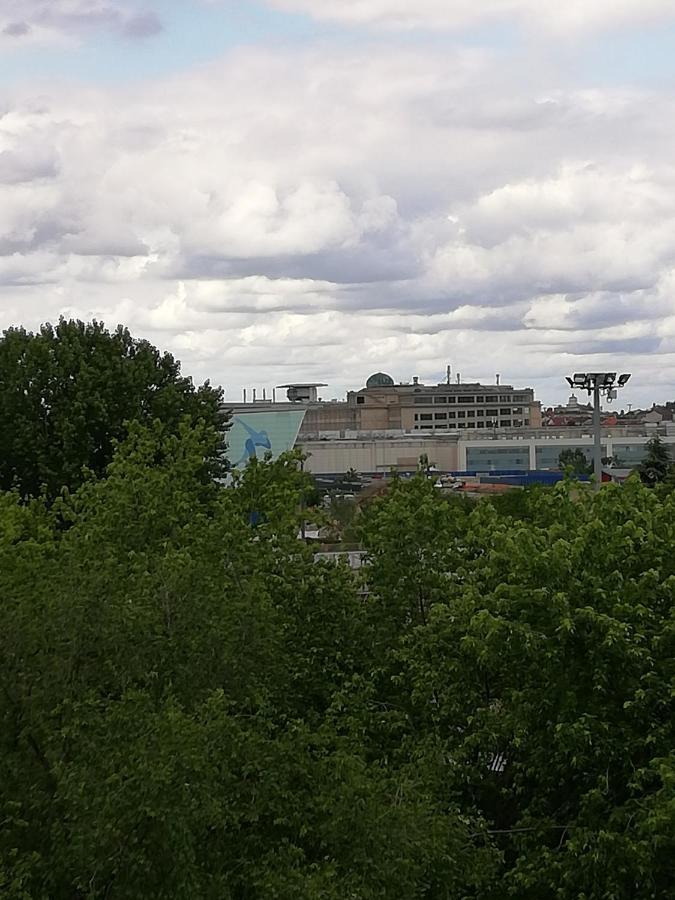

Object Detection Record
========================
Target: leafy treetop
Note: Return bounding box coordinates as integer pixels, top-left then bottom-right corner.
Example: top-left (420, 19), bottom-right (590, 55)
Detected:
top-left (0, 319), bottom-right (227, 499)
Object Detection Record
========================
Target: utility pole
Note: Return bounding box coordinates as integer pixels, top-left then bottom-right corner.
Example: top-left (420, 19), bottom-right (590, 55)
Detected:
top-left (565, 372), bottom-right (632, 491)
top-left (592, 381), bottom-right (602, 492)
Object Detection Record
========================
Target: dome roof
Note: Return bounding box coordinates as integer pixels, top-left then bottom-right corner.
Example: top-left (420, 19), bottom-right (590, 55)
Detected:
top-left (366, 372), bottom-right (395, 388)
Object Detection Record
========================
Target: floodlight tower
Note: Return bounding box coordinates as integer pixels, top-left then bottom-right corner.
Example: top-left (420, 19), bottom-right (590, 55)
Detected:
top-left (565, 372), bottom-right (632, 489)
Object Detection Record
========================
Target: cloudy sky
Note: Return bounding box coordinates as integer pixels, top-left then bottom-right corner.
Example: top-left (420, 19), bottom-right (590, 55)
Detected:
top-left (2, 1), bottom-right (675, 407)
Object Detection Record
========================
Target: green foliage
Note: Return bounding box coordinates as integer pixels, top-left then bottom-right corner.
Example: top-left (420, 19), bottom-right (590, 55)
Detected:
top-left (639, 435), bottom-right (673, 486)
top-left (0, 430), bottom-right (483, 899)
top-left (558, 447), bottom-right (592, 475)
top-left (3, 428), bottom-right (675, 897)
top-left (0, 319), bottom-right (227, 500)
top-left (360, 475), bottom-right (675, 898)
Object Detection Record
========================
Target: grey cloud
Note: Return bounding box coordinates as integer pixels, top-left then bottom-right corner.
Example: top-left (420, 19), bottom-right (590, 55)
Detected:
top-left (121, 11), bottom-right (162, 38)
top-left (3, 20), bottom-right (30, 36)
top-left (0, 1), bottom-right (163, 42)
top-left (0, 148), bottom-right (59, 184)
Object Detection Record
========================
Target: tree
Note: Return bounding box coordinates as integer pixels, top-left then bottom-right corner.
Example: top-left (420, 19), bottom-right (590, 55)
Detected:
top-left (360, 476), bottom-right (675, 898)
top-left (5, 415), bottom-right (675, 897)
top-left (0, 425), bottom-right (486, 899)
top-left (558, 448), bottom-right (592, 475)
top-left (639, 435), bottom-right (673, 486)
top-left (0, 319), bottom-right (227, 500)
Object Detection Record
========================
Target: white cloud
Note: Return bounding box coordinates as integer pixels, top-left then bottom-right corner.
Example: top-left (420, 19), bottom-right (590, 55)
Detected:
top-left (1, 42), bottom-right (675, 406)
top-left (263, 0), bottom-right (675, 33)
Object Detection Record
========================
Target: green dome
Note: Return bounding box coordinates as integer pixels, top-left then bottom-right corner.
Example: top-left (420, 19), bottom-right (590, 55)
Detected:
top-left (366, 372), bottom-right (395, 388)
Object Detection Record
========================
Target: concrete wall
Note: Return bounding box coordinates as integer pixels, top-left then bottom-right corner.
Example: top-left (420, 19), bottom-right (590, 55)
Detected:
top-left (300, 437), bottom-right (460, 474)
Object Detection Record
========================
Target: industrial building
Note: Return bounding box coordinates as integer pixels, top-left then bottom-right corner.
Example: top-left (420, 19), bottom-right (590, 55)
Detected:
top-left (299, 427), bottom-right (675, 476)
top-left (225, 373), bottom-right (675, 476)
top-left (230, 372), bottom-right (541, 439)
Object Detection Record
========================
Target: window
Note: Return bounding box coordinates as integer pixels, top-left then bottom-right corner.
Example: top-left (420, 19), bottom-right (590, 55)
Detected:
top-left (420, 413), bottom-right (432, 421)
top-left (357, 396), bottom-right (365, 405)
top-left (487, 408), bottom-right (499, 417)
top-left (512, 407), bottom-right (523, 415)
top-left (458, 396), bottom-right (475, 404)
top-left (475, 396), bottom-right (485, 403)
top-left (447, 396), bottom-right (456, 404)
top-left (420, 424), bottom-right (433, 430)
top-left (466, 410), bottom-right (476, 417)
top-left (434, 412), bottom-right (447, 420)
top-left (500, 420), bottom-right (511, 427)
top-left (476, 421), bottom-right (485, 428)
top-left (499, 395), bottom-right (511, 402)
top-left (447, 411), bottom-right (456, 419)
top-left (414, 396), bottom-right (434, 404)
top-left (457, 411), bottom-right (466, 418)
top-left (434, 396), bottom-right (447, 404)
top-left (414, 414), bottom-right (419, 421)
top-left (500, 408), bottom-right (511, 415)
top-left (466, 447), bottom-right (529, 472)
top-left (435, 423), bottom-right (448, 430)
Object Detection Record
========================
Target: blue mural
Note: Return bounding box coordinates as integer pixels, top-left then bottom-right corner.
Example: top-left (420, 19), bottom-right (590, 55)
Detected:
top-left (233, 418), bottom-right (272, 466)
top-left (227, 410), bottom-right (306, 468)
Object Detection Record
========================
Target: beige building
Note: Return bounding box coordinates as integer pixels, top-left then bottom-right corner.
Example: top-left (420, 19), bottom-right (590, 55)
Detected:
top-left (298, 372), bottom-right (540, 437)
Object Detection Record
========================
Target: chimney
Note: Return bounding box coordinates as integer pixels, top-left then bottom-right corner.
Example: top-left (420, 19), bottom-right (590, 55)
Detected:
top-left (413, 376), bottom-right (419, 385)
top-left (252, 388), bottom-right (256, 402)
top-left (496, 374), bottom-right (500, 386)
top-left (446, 364), bottom-right (451, 385)
top-left (243, 388), bottom-right (247, 403)
top-left (263, 388), bottom-right (266, 401)
top-left (456, 373), bottom-right (461, 384)
top-left (273, 388), bottom-right (277, 403)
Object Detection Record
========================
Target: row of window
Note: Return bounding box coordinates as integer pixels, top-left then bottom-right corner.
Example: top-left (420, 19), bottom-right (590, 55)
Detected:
top-left (414, 394), bottom-right (530, 405)
top-left (415, 421), bottom-right (520, 430)
top-left (415, 410), bottom-right (526, 421)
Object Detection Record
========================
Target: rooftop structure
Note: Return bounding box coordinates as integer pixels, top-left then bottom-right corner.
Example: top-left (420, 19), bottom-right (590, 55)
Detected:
top-left (277, 383), bottom-right (327, 403)
top-left (365, 372), bottom-right (395, 388)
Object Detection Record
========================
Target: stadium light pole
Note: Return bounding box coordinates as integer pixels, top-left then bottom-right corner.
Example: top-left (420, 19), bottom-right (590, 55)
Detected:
top-left (564, 372), bottom-right (632, 490)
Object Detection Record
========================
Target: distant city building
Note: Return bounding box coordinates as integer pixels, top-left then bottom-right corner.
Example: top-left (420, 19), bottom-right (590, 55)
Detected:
top-left (300, 426), bottom-right (675, 476)
top-left (232, 373), bottom-right (541, 438)
top-left (226, 374), bottom-right (675, 476)
top-left (543, 394), bottom-right (593, 427)
top-left (344, 373), bottom-right (541, 433)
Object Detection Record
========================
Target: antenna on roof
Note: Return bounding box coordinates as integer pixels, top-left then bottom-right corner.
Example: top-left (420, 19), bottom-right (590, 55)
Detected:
top-left (446, 364), bottom-right (451, 385)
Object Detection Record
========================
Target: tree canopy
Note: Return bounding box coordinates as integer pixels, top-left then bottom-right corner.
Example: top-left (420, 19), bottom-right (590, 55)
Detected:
top-left (558, 447), bottom-right (592, 475)
top-left (1, 425), bottom-right (675, 897)
top-left (639, 435), bottom-right (673, 486)
top-left (0, 319), bottom-right (227, 499)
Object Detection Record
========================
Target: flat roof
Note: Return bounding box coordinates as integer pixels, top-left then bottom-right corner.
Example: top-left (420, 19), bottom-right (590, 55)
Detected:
top-left (277, 383), bottom-right (328, 388)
